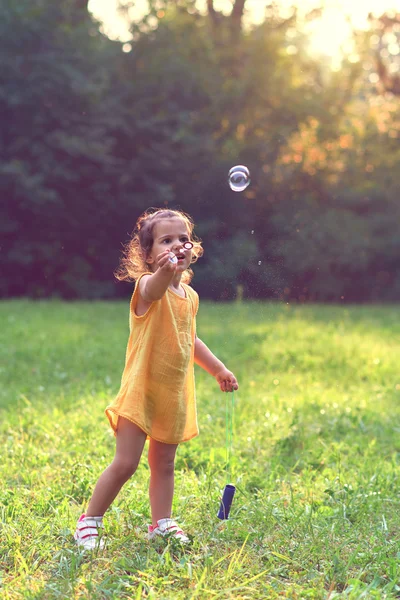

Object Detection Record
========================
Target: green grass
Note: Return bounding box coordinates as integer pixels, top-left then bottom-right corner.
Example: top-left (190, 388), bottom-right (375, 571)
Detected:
top-left (1, 299), bottom-right (400, 599)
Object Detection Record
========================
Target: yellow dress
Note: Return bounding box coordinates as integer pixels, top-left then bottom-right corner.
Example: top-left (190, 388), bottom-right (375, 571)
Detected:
top-left (105, 273), bottom-right (199, 444)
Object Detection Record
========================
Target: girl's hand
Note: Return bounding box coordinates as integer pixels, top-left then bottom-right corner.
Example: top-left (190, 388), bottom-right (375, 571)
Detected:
top-left (157, 249), bottom-right (177, 272)
top-left (215, 368), bottom-right (239, 392)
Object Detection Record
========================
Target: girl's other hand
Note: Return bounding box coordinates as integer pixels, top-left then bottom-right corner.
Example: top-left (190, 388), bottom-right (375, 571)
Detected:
top-left (215, 369), bottom-right (239, 392)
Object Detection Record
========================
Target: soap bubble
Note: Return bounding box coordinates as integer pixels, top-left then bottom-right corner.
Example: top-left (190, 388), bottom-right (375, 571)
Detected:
top-left (228, 165), bottom-right (250, 192)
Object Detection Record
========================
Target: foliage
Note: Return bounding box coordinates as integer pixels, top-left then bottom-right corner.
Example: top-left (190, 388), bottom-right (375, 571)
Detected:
top-left (1, 0), bottom-right (399, 300)
top-left (1, 300), bottom-right (400, 598)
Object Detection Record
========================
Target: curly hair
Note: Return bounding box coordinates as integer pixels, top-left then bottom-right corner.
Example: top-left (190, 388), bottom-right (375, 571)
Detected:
top-left (114, 208), bottom-right (203, 284)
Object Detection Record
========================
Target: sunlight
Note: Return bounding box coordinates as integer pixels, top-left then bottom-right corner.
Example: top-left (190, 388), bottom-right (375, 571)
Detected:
top-left (88, 0), bottom-right (136, 40)
top-left (89, 0), bottom-right (400, 61)
top-left (298, 0), bottom-right (400, 60)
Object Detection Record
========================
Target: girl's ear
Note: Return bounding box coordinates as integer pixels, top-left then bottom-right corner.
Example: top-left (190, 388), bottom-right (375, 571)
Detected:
top-left (146, 239), bottom-right (158, 268)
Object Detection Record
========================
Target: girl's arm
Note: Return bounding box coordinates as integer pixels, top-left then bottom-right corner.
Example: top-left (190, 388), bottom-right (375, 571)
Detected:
top-left (140, 250), bottom-right (176, 302)
top-left (194, 337), bottom-right (239, 392)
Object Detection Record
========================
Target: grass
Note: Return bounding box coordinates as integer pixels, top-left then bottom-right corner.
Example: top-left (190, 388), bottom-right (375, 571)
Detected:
top-left (1, 298), bottom-right (400, 599)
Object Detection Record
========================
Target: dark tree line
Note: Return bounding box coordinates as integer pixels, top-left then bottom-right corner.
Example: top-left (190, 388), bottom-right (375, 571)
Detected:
top-left (1, 0), bottom-right (399, 301)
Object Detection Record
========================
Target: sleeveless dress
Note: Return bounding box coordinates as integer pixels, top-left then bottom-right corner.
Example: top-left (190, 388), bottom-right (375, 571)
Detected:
top-left (105, 273), bottom-right (199, 444)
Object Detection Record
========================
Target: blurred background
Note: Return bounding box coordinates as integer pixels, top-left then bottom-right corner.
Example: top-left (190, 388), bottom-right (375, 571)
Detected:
top-left (1, 0), bottom-right (399, 302)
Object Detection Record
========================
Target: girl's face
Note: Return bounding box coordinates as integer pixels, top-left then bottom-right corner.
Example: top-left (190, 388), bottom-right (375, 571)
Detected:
top-left (147, 218), bottom-right (193, 272)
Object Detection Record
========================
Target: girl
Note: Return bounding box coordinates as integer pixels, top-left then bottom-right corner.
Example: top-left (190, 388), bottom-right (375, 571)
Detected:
top-left (74, 208), bottom-right (239, 549)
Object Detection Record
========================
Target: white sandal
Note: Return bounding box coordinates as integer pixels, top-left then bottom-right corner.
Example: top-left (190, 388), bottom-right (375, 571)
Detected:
top-left (74, 514), bottom-right (105, 550)
top-left (147, 518), bottom-right (189, 543)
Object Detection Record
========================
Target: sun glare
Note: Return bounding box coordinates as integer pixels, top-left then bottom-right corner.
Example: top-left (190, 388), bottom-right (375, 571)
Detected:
top-left (89, 0), bottom-right (400, 61)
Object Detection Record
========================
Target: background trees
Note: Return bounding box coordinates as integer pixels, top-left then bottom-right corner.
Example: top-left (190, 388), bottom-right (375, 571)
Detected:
top-left (1, 0), bottom-right (399, 301)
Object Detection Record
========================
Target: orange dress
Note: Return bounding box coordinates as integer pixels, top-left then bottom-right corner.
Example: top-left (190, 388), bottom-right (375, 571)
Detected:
top-left (105, 273), bottom-right (199, 444)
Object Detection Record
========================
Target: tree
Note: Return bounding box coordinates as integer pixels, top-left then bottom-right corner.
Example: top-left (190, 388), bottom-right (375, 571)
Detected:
top-left (0, 0), bottom-right (199, 297)
top-left (370, 12), bottom-right (400, 95)
top-left (1, 0), bottom-right (399, 301)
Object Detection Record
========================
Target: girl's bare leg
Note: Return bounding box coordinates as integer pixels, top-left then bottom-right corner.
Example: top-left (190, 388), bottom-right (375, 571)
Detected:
top-left (148, 439), bottom-right (178, 526)
top-left (86, 418), bottom-right (147, 516)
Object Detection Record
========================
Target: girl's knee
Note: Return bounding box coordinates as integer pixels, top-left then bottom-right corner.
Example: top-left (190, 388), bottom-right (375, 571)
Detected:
top-left (111, 457), bottom-right (139, 481)
top-left (157, 456), bottom-right (175, 475)
top-left (148, 444), bottom-right (177, 475)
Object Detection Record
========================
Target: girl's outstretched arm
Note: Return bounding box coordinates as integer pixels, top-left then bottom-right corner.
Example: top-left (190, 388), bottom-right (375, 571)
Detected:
top-left (194, 337), bottom-right (239, 392)
top-left (140, 250), bottom-right (177, 302)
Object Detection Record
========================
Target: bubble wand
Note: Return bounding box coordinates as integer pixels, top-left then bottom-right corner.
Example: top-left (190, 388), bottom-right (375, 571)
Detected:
top-left (168, 241), bottom-right (194, 263)
top-left (217, 390), bottom-right (236, 520)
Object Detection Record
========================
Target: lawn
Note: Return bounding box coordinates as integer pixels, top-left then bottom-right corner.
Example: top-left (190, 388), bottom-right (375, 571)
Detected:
top-left (1, 299), bottom-right (400, 599)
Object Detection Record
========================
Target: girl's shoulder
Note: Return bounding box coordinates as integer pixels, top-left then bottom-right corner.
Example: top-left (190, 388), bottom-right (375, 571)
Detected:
top-left (134, 271), bottom-right (152, 287)
top-left (129, 272), bottom-right (153, 317)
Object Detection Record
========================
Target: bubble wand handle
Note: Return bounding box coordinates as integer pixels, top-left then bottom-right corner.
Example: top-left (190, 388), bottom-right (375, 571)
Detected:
top-left (217, 484), bottom-right (236, 520)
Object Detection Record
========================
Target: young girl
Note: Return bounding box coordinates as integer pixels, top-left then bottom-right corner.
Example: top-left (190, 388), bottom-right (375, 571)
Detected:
top-left (74, 208), bottom-right (239, 549)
